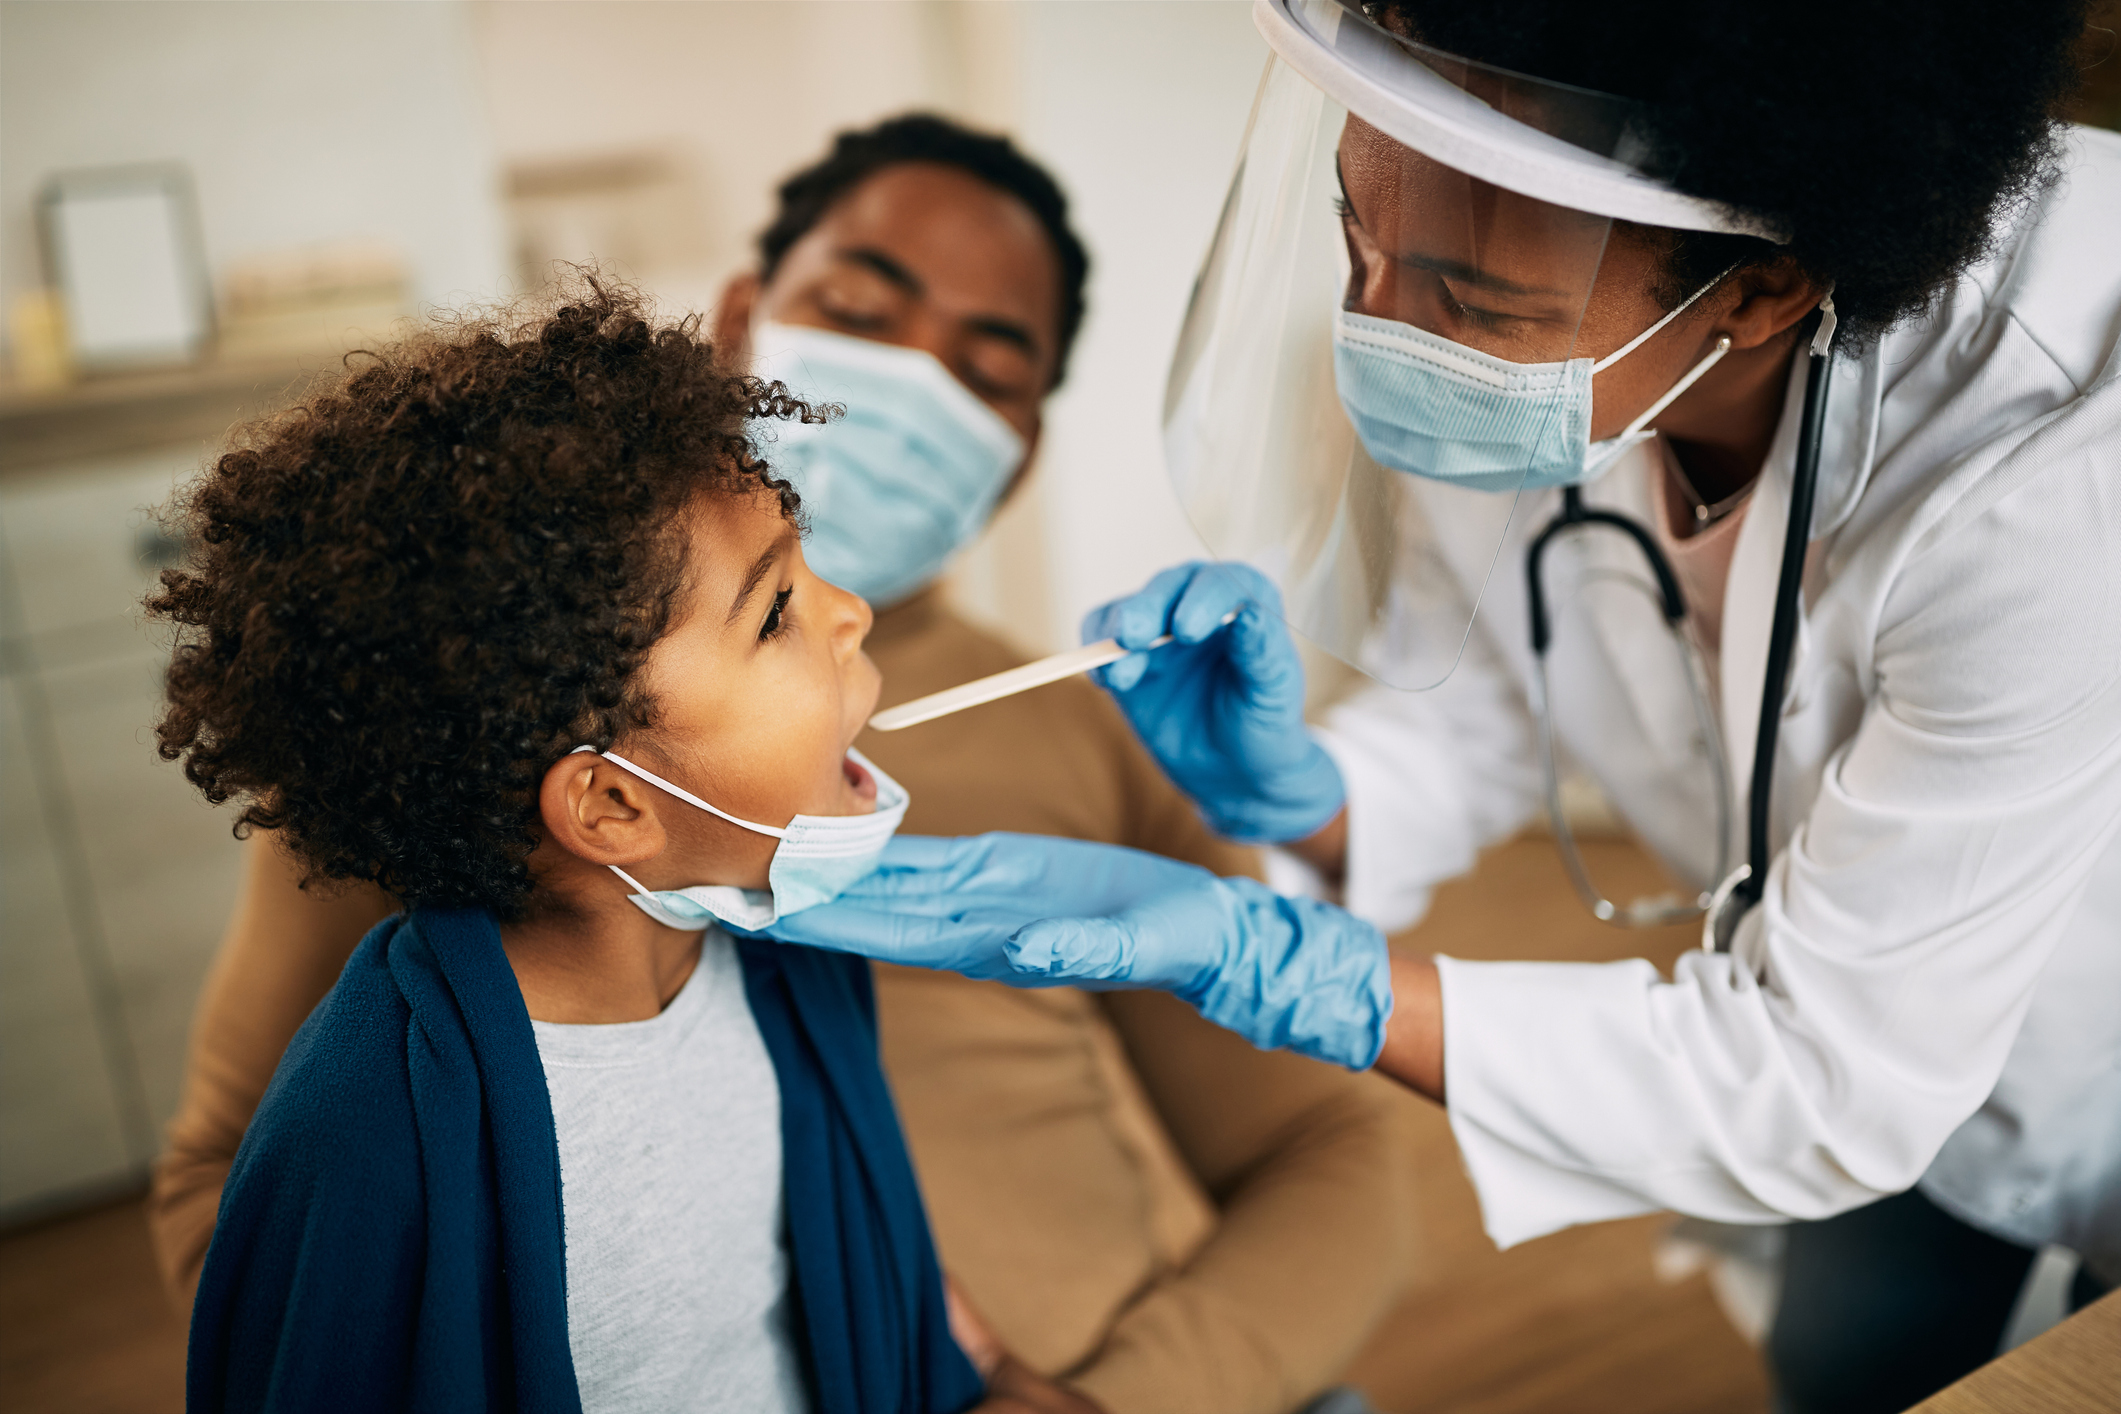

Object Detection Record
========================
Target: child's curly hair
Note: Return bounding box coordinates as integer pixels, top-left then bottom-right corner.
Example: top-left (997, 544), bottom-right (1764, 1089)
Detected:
top-left (149, 276), bottom-right (822, 918)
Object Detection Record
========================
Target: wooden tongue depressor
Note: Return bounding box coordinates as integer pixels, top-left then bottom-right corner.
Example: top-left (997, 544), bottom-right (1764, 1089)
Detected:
top-left (868, 610), bottom-right (1240, 733)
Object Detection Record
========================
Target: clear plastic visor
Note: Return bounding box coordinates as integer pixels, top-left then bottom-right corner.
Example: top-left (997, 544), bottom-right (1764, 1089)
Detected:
top-left (1166, 0), bottom-right (1648, 689)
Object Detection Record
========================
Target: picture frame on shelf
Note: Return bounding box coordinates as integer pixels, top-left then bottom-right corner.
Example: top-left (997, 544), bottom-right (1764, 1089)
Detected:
top-left (37, 164), bottom-right (214, 375)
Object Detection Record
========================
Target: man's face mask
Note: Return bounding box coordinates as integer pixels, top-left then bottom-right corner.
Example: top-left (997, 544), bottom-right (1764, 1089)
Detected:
top-left (572, 745), bottom-right (911, 932)
top-left (1331, 272), bottom-right (1732, 493)
top-left (750, 322), bottom-right (1027, 608)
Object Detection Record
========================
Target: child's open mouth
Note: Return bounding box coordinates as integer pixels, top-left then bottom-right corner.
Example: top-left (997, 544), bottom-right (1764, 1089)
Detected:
top-left (842, 753), bottom-right (878, 806)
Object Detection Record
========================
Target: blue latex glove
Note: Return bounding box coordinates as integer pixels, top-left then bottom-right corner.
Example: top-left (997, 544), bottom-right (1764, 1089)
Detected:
top-left (758, 833), bottom-right (1392, 1070)
top-left (1081, 562), bottom-right (1345, 845)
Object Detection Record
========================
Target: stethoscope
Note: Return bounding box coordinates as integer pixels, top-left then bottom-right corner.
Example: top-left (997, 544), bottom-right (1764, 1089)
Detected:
top-left (1523, 299), bottom-right (1838, 952)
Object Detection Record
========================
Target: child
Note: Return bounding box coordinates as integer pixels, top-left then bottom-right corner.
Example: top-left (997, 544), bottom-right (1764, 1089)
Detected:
top-left (151, 281), bottom-right (983, 1414)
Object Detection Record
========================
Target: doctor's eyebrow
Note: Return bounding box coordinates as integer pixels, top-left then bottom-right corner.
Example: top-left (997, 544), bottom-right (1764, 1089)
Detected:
top-left (1334, 158), bottom-right (1575, 302)
top-left (1393, 253), bottom-right (1575, 301)
top-left (724, 539), bottom-right (786, 627)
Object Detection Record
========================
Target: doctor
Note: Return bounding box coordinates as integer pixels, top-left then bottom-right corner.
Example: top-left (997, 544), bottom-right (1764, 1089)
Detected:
top-left (765, 0), bottom-right (2121, 1408)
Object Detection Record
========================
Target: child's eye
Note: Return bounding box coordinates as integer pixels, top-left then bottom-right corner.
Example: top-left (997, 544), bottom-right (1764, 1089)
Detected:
top-left (759, 587), bottom-right (793, 642)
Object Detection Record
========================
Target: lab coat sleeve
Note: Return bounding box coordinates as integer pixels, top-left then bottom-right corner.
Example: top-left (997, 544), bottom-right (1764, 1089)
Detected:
top-left (1441, 376), bottom-right (2121, 1245)
top-left (1308, 616), bottom-right (1544, 932)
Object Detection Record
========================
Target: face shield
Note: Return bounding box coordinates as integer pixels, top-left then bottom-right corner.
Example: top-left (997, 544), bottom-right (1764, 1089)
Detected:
top-left (1167, 0), bottom-right (1775, 689)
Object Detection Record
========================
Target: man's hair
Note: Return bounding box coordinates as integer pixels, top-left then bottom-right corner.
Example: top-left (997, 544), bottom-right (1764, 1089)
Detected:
top-left (756, 112), bottom-right (1091, 385)
top-left (1376, 0), bottom-right (2091, 346)
top-left (148, 277), bottom-right (820, 918)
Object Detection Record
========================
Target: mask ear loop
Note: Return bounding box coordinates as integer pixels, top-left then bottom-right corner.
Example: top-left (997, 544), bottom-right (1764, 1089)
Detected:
top-left (567, 745), bottom-right (787, 840)
top-left (568, 745), bottom-right (787, 904)
top-left (1618, 334), bottom-right (1733, 440)
top-left (1585, 262), bottom-right (1744, 448)
top-left (1589, 261), bottom-right (1742, 375)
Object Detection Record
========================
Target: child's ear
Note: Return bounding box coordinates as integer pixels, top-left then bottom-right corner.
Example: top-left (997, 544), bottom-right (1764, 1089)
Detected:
top-left (712, 273), bottom-right (761, 368)
top-left (538, 755), bottom-right (667, 867)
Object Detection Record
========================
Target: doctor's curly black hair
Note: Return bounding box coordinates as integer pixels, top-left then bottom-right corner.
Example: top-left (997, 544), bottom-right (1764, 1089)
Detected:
top-left (1375, 0), bottom-right (2094, 345)
top-left (148, 277), bottom-right (821, 917)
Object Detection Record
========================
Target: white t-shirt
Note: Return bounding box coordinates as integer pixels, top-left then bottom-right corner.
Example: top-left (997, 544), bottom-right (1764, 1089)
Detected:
top-left (531, 930), bottom-right (810, 1414)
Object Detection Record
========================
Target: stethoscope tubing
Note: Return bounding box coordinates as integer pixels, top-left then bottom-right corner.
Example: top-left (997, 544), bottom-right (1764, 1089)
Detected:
top-left (1525, 331), bottom-right (1833, 951)
top-left (1731, 346), bottom-right (1833, 926)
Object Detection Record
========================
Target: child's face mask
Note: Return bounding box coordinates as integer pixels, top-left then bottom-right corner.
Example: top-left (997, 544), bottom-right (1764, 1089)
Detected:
top-left (572, 745), bottom-right (910, 932)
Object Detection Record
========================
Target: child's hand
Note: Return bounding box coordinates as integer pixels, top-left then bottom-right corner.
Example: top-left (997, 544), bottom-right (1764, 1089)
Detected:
top-left (947, 1276), bottom-right (1107, 1414)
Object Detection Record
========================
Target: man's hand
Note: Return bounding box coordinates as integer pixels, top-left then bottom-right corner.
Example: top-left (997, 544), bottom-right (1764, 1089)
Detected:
top-left (973, 1357), bottom-right (1107, 1414)
top-left (948, 1277), bottom-right (1106, 1414)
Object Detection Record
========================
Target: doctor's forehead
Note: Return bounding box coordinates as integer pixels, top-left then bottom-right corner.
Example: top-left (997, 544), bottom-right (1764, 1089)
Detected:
top-left (766, 164), bottom-right (1061, 362)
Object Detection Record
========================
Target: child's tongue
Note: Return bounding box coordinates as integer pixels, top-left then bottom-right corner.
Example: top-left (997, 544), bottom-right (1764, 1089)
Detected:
top-left (842, 754), bottom-right (878, 804)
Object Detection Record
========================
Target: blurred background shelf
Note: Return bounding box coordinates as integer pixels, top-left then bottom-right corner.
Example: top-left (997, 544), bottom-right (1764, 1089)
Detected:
top-left (0, 352), bottom-right (342, 475)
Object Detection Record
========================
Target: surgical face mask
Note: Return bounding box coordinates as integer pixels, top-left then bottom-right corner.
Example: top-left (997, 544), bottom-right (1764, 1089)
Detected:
top-left (571, 745), bottom-right (910, 932)
top-left (750, 322), bottom-right (1026, 608)
top-left (1331, 274), bottom-right (1732, 494)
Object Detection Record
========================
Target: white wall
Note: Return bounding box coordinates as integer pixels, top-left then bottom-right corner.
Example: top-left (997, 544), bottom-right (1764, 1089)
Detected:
top-left (1003, 1), bottom-right (1264, 649)
top-left (0, 0), bottom-right (511, 352)
top-left (470, 0), bottom-right (977, 311)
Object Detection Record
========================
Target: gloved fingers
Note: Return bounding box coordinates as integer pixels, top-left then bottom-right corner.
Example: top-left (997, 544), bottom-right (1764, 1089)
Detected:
top-left (1090, 649), bottom-right (1154, 694)
top-left (760, 902), bottom-right (959, 953)
top-left (833, 833), bottom-right (1203, 921)
top-left (1081, 576), bottom-right (1169, 693)
top-left (870, 834), bottom-right (962, 872)
top-left (848, 832), bottom-right (1033, 897)
top-left (1078, 595), bottom-right (1125, 651)
top-left (765, 899), bottom-right (1027, 963)
top-left (1169, 562), bottom-right (1277, 643)
top-left (1004, 917), bottom-right (1137, 983)
top-left (1225, 599), bottom-right (1307, 712)
top-left (1088, 563), bottom-right (1207, 652)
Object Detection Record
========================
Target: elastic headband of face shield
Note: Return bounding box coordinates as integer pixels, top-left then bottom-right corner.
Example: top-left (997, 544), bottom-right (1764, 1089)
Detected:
top-left (1254, 0), bottom-right (1788, 243)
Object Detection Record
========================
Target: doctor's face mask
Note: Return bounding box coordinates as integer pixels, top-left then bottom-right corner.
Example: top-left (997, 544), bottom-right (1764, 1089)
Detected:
top-left (571, 493), bottom-right (895, 931)
top-left (1330, 118), bottom-right (1733, 494)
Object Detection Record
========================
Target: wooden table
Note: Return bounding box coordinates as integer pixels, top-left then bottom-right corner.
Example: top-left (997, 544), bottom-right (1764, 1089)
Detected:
top-left (1907, 1289), bottom-right (2120, 1412)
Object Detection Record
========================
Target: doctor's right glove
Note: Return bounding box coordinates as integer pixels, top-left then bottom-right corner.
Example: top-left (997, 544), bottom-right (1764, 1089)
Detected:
top-left (757, 832), bottom-right (1393, 1070)
top-left (1081, 561), bottom-right (1345, 845)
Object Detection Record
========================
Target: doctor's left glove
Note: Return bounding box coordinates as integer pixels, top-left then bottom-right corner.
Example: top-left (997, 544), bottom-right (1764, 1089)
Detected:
top-left (759, 833), bottom-right (1393, 1070)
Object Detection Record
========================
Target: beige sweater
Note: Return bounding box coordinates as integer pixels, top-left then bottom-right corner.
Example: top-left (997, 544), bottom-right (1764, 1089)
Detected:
top-left (148, 590), bottom-right (1417, 1414)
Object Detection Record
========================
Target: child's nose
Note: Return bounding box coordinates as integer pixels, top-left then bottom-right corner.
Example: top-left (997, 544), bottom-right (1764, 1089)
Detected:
top-left (826, 577), bottom-right (873, 657)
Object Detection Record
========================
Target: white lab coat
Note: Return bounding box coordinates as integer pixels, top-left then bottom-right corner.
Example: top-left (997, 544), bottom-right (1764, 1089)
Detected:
top-left (1301, 126), bottom-right (2121, 1273)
